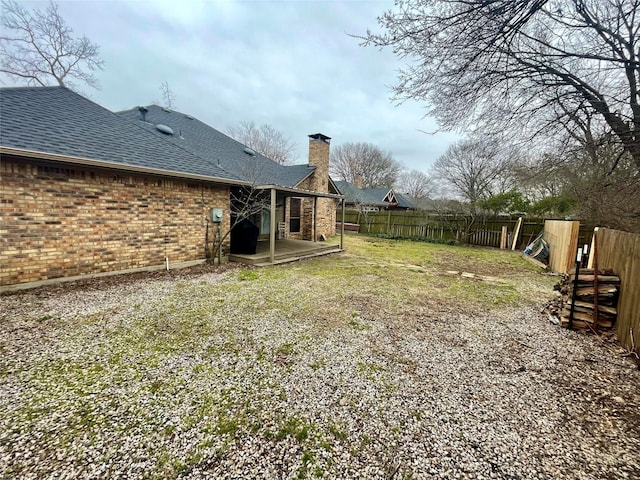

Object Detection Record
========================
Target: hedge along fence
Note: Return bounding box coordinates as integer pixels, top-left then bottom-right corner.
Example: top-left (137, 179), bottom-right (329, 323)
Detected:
top-left (342, 209), bottom-right (594, 250)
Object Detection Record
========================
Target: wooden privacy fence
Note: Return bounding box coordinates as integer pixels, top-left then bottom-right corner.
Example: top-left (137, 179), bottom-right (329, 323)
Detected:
top-left (588, 228), bottom-right (640, 356)
top-left (390, 224), bottom-right (447, 240)
top-left (343, 209), bottom-right (594, 250)
top-left (468, 229), bottom-right (504, 247)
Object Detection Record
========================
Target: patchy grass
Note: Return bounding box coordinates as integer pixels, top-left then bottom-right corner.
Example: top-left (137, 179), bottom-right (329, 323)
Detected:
top-left (4, 234), bottom-right (618, 480)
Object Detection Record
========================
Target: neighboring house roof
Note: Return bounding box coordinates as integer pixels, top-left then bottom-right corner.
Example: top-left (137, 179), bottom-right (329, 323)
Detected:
top-left (395, 192), bottom-right (415, 209)
top-left (0, 86), bottom-right (242, 183)
top-left (117, 105), bottom-right (315, 188)
top-left (334, 181), bottom-right (390, 207)
top-left (334, 181), bottom-right (382, 206)
top-left (334, 181), bottom-right (415, 209)
top-left (367, 188), bottom-right (396, 204)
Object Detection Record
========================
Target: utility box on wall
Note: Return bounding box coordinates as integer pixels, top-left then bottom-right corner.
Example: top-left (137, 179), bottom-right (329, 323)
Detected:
top-left (210, 208), bottom-right (223, 223)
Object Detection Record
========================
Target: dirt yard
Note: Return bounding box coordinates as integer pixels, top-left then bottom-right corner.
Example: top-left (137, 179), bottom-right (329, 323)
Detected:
top-left (1, 235), bottom-right (639, 479)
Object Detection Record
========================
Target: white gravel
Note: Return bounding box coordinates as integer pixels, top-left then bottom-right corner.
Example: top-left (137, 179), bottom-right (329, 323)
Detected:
top-left (1, 268), bottom-right (639, 480)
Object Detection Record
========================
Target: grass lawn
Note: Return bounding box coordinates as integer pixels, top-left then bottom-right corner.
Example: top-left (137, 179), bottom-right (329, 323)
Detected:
top-left (1, 235), bottom-right (638, 479)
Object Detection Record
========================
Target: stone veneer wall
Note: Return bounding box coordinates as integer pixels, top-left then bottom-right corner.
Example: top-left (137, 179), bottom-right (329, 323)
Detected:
top-left (1, 158), bottom-right (230, 286)
top-left (300, 197), bottom-right (337, 240)
top-left (308, 138), bottom-right (329, 193)
top-left (316, 197), bottom-right (338, 238)
top-left (301, 135), bottom-right (337, 240)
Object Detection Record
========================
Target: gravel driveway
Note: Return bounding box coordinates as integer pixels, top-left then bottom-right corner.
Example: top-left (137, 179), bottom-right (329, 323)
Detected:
top-left (1, 237), bottom-right (639, 479)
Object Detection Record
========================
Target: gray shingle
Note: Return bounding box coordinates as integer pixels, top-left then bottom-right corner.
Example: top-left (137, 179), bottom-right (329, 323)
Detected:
top-left (395, 192), bottom-right (415, 209)
top-left (334, 181), bottom-right (388, 206)
top-left (0, 87), bottom-right (241, 182)
top-left (117, 105), bottom-right (315, 188)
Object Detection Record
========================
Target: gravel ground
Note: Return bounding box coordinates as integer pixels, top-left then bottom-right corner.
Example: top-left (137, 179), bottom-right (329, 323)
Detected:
top-left (1, 248), bottom-right (639, 479)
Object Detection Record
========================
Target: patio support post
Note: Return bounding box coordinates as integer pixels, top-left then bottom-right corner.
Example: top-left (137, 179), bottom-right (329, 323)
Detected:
top-left (313, 197), bottom-right (317, 242)
top-left (270, 188), bottom-right (276, 263)
top-left (340, 198), bottom-right (345, 250)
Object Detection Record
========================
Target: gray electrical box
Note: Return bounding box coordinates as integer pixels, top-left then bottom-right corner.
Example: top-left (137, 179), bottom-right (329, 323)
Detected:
top-left (210, 208), bottom-right (223, 223)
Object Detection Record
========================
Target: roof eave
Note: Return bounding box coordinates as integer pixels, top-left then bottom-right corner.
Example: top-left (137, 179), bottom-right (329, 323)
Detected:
top-left (255, 184), bottom-right (344, 199)
top-left (327, 176), bottom-right (341, 195)
top-left (292, 168), bottom-right (315, 187)
top-left (0, 146), bottom-right (249, 186)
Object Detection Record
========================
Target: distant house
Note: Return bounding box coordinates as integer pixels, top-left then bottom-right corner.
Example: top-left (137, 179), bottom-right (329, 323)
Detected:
top-left (0, 86), bottom-right (343, 288)
top-left (334, 180), bottom-right (414, 211)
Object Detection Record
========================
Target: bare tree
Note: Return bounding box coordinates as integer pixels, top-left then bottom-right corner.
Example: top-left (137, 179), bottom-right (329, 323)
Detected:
top-left (363, 0), bottom-right (640, 170)
top-left (208, 160), bottom-right (272, 262)
top-left (207, 185), bottom-right (269, 263)
top-left (396, 169), bottom-right (436, 202)
top-left (527, 132), bottom-right (640, 232)
top-left (227, 121), bottom-right (295, 165)
top-left (0, 0), bottom-right (104, 90)
top-left (431, 139), bottom-right (511, 213)
top-left (330, 141), bottom-right (401, 188)
top-left (159, 81), bottom-right (175, 109)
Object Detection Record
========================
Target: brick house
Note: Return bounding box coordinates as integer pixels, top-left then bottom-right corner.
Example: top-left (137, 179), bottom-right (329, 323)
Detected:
top-left (0, 87), bottom-right (343, 288)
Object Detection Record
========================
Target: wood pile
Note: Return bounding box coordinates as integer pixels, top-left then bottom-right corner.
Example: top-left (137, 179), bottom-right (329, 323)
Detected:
top-left (557, 269), bottom-right (620, 330)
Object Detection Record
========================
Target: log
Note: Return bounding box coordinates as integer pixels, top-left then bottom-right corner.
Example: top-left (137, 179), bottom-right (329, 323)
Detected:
top-left (569, 268), bottom-right (615, 276)
top-left (569, 274), bottom-right (620, 284)
top-left (560, 313), bottom-right (614, 328)
top-left (560, 317), bottom-right (589, 329)
top-left (575, 285), bottom-right (619, 297)
top-left (569, 300), bottom-right (618, 315)
top-left (562, 305), bottom-right (615, 319)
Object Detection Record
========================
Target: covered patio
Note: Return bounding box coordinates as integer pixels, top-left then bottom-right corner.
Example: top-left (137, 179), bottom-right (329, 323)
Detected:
top-left (229, 185), bottom-right (346, 266)
top-left (229, 238), bottom-right (342, 265)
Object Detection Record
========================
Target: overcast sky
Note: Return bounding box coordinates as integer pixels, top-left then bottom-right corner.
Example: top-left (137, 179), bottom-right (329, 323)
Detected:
top-left (12, 0), bottom-right (462, 172)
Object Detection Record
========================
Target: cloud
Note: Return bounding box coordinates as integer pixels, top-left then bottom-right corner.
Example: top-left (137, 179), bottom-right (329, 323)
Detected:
top-left (23, 0), bottom-right (461, 171)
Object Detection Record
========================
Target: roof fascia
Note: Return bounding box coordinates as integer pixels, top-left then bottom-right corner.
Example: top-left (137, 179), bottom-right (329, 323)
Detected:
top-left (382, 189), bottom-right (396, 203)
top-left (0, 146), bottom-right (249, 186)
top-left (327, 176), bottom-right (341, 194)
top-left (255, 184), bottom-right (344, 199)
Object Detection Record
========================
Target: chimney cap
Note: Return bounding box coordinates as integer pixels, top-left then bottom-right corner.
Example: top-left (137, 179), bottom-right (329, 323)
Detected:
top-left (308, 133), bottom-right (331, 143)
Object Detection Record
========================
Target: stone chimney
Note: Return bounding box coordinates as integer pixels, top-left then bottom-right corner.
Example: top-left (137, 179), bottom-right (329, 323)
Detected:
top-left (308, 133), bottom-right (330, 193)
top-left (354, 174), bottom-right (363, 189)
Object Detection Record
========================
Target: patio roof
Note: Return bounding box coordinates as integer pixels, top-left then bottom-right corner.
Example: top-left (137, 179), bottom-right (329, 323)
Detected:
top-left (255, 184), bottom-right (343, 199)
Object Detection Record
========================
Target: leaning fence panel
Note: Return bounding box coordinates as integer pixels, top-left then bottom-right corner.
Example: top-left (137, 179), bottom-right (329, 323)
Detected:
top-left (588, 228), bottom-right (640, 357)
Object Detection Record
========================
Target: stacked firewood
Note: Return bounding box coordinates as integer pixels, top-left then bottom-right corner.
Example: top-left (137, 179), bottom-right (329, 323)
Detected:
top-left (557, 269), bottom-right (620, 330)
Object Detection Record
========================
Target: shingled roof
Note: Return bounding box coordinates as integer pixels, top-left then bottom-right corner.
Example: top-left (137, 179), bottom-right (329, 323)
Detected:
top-left (334, 181), bottom-right (414, 209)
top-left (0, 86), bottom-right (242, 183)
top-left (334, 181), bottom-right (389, 207)
top-left (117, 105), bottom-right (315, 188)
top-left (395, 192), bottom-right (415, 209)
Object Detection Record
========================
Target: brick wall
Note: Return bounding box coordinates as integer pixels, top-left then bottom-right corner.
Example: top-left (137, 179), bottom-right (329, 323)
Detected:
top-left (308, 138), bottom-right (330, 194)
top-left (302, 134), bottom-right (336, 239)
top-left (316, 197), bottom-right (337, 238)
top-left (297, 197), bottom-right (337, 240)
top-left (1, 158), bottom-right (230, 286)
